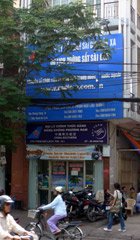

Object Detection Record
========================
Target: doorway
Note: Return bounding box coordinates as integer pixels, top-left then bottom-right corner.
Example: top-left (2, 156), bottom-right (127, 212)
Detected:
top-left (38, 160), bottom-right (94, 205)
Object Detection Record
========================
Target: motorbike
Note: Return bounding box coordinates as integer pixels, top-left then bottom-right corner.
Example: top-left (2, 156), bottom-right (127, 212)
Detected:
top-left (63, 187), bottom-right (94, 220)
top-left (87, 191), bottom-right (127, 223)
top-left (87, 198), bottom-right (107, 222)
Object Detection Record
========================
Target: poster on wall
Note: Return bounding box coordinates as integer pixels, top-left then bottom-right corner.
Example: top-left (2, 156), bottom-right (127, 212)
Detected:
top-left (52, 162), bottom-right (66, 175)
top-left (26, 121), bottom-right (108, 144)
top-left (52, 162), bottom-right (66, 188)
top-left (51, 175), bottom-right (66, 188)
top-left (69, 162), bottom-right (83, 189)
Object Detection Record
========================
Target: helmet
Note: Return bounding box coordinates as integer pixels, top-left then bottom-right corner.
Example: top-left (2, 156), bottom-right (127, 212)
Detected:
top-left (55, 186), bottom-right (63, 193)
top-left (0, 195), bottom-right (14, 210)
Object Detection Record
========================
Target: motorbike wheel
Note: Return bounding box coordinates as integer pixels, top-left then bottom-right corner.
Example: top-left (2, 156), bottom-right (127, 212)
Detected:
top-left (87, 206), bottom-right (97, 222)
top-left (25, 222), bottom-right (42, 240)
top-left (65, 226), bottom-right (83, 240)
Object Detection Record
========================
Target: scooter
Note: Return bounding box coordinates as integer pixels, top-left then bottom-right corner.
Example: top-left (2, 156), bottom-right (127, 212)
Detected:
top-left (63, 188), bottom-right (94, 220)
top-left (86, 191), bottom-right (127, 223)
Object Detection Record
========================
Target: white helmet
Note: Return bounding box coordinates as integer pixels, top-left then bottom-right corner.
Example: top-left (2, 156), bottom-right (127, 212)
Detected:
top-left (0, 195), bottom-right (14, 210)
top-left (55, 186), bottom-right (63, 193)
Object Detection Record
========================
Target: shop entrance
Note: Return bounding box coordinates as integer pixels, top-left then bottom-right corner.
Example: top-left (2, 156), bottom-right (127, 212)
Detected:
top-left (38, 160), bottom-right (94, 205)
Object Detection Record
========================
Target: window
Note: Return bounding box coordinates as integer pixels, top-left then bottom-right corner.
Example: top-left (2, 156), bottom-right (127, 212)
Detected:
top-left (86, 0), bottom-right (101, 18)
top-left (52, 0), bottom-right (75, 6)
top-left (20, 0), bottom-right (31, 8)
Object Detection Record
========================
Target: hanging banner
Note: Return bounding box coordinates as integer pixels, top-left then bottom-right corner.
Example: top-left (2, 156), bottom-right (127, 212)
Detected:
top-left (27, 145), bottom-right (104, 161)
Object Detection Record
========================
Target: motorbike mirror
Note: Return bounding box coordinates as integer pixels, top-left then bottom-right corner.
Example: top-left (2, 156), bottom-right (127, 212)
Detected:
top-left (88, 193), bottom-right (92, 196)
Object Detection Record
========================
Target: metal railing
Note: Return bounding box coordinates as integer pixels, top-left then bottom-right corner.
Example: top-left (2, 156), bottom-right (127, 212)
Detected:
top-left (137, 14), bottom-right (140, 30)
top-left (131, 5), bottom-right (135, 24)
top-left (104, 1), bottom-right (118, 19)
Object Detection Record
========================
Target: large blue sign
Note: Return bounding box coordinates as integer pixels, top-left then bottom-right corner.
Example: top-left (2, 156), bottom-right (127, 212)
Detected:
top-left (26, 34), bottom-right (124, 120)
top-left (26, 34), bottom-right (124, 100)
top-left (26, 121), bottom-right (108, 144)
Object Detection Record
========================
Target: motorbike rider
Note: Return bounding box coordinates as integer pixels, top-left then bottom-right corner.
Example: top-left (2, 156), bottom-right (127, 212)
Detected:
top-left (0, 195), bottom-right (38, 240)
top-left (38, 186), bottom-right (67, 235)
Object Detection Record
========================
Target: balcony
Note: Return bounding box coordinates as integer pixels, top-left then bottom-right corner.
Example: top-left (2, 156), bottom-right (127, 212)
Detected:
top-left (104, 1), bottom-right (118, 19)
top-left (131, 5), bottom-right (135, 24)
top-left (137, 14), bottom-right (140, 30)
top-left (86, 4), bottom-right (101, 18)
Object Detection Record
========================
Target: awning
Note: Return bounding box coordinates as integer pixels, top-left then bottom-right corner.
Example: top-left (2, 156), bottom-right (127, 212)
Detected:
top-left (122, 130), bottom-right (140, 153)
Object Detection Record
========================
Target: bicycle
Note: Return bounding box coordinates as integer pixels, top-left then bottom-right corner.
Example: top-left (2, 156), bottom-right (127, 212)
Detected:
top-left (25, 209), bottom-right (84, 240)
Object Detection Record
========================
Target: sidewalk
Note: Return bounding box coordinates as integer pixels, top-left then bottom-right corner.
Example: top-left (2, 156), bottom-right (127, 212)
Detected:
top-left (12, 209), bottom-right (139, 240)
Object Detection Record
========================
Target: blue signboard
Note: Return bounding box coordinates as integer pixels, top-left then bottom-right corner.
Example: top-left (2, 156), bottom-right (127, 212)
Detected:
top-left (26, 101), bottom-right (123, 122)
top-left (26, 33), bottom-right (124, 120)
top-left (26, 34), bottom-right (124, 100)
top-left (26, 121), bottom-right (108, 144)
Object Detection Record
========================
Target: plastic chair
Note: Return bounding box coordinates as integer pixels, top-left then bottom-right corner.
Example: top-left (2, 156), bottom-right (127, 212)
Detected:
top-left (125, 198), bottom-right (136, 216)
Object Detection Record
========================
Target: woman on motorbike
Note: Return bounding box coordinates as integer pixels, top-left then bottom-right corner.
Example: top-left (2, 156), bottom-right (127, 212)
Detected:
top-left (38, 186), bottom-right (67, 235)
top-left (0, 195), bottom-right (38, 240)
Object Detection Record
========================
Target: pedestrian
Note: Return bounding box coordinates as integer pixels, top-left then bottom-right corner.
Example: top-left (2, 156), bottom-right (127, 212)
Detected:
top-left (104, 182), bottom-right (126, 232)
top-left (38, 186), bottom-right (67, 235)
top-left (121, 186), bottom-right (128, 201)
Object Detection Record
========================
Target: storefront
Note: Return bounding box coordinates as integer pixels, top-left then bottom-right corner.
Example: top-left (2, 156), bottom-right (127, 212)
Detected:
top-left (27, 145), bottom-right (108, 208)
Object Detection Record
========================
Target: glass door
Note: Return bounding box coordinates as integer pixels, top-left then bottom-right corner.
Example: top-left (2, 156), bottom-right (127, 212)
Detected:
top-left (38, 160), bottom-right (49, 205)
top-left (85, 161), bottom-right (94, 189)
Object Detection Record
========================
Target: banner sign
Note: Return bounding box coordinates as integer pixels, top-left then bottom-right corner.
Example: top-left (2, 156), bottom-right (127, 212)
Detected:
top-left (26, 34), bottom-right (123, 100)
top-left (26, 121), bottom-right (108, 144)
top-left (26, 33), bottom-right (124, 120)
top-left (26, 101), bottom-right (123, 122)
top-left (27, 145), bottom-right (105, 161)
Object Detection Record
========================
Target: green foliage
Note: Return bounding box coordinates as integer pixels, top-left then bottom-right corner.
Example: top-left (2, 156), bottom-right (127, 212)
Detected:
top-left (0, 0), bottom-right (111, 147)
top-left (70, 176), bottom-right (81, 185)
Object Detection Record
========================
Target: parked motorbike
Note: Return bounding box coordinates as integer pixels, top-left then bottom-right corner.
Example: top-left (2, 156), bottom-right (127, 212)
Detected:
top-left (87, 198), bottom-right (107, 222)
top-left (63, 187), bottom-right (94, 220)
top-left (87, 191), bottom-right (127, 223)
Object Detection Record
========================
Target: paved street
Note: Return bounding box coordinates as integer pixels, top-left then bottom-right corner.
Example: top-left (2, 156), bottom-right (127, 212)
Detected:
top-left (12, 209), bottom-right (140, 240)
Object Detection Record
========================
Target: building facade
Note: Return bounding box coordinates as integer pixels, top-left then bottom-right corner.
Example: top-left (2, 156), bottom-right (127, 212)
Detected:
top-left (8, 0), bottom-right (140, 209)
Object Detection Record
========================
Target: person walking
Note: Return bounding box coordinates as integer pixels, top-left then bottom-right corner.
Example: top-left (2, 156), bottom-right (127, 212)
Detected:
top-left (121, 186), bottom-right (128, 201)
top-left (38, 186), bottom-right (67, 235)
top-left (104, 182), bottom-right (126, 232)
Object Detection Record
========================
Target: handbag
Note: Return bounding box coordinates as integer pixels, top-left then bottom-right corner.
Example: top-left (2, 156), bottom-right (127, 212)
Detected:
top-left (110, 190), bottom-right (121, 213)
